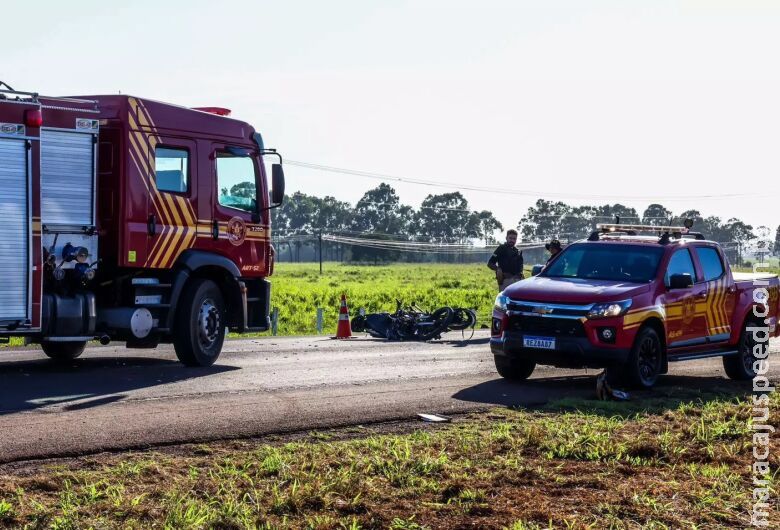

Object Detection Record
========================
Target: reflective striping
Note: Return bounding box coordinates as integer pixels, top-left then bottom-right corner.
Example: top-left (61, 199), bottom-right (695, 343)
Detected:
top-left (128, 97), bottom-right (196, 269)
top-left (40, 129), bottom-right (94, 226)
top-left (0, 138), bottom-right (29, 321)
top-left (126, 97), bottom-right (270, 269)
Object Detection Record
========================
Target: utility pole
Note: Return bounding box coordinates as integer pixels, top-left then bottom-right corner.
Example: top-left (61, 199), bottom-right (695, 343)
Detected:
top-left (318, 231), bottom-right (323, 275)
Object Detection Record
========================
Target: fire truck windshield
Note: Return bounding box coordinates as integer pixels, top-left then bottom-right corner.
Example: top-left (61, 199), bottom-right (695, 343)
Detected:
top-left (217, 152), bottom-right (258, 213)
top-left (542, 243), bottom-right (664, 283)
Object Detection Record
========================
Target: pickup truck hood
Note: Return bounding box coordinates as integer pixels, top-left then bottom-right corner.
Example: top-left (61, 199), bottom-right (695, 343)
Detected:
top-left (504, 276), bottom-right (651, 304)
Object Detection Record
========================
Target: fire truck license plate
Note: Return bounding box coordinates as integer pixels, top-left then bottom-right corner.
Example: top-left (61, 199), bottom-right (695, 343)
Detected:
top-left (523, 336), bottom-right (556, 350)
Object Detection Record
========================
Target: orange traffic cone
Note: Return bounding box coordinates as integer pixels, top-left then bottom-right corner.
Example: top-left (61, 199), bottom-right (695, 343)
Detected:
top-left (335, 294), bottom-right (353, 339)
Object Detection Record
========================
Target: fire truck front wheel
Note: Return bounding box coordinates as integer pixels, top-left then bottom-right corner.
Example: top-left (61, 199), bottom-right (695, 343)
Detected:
top-left (41, 341), bottom-right (86, 362)
top-left (173, 278), bottom-right (226, 367)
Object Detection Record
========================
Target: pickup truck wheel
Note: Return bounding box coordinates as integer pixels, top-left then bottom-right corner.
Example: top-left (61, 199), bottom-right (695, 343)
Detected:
top-left (494, 355), bottom-right (536, 381)
top-left (173, 279), bottom-right (226, 367)
top-left (723, 323), bottom-right (763, 380)
top-left (41, 341), bottom-right (87, 362)
top-left (611, 327), bottom-right (662, 389)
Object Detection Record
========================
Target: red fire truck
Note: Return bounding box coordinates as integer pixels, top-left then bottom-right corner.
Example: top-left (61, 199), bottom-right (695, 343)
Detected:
top-left (0, 82), bottom-right (284, 366)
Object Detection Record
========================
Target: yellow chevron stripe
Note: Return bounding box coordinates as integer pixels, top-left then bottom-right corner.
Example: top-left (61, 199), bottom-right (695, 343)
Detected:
top-left (157, 222), bottom-right (183, 268)
top-left (130, 99), bottom-right (184, 269)
top-left (135, 99), bottom-right (200, 267)
top-left (128, 150), bottom-right (171, 268)
top-left (151, 226), bottom-right (176, 268)
top-left (130, 153), bottom-right (162, 267)
top-left (158, 197), bottom-right (192, 268)
top-left (713, 279), bottom-right (724, 331)
top-left (169, 228), bottom-right (196, 265)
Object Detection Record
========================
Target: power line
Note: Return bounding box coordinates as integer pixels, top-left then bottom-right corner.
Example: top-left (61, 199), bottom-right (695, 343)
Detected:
top-left (286, 160), bottom-right (767, 202)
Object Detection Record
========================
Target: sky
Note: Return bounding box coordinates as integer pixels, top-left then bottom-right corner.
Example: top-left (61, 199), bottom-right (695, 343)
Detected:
top-left (4, 0), bottom-right (780, 235)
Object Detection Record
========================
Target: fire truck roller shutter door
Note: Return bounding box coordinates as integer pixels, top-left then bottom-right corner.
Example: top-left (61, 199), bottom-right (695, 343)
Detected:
top-left (0, 137), bottom-right (30, 323)
top-left (40, 129), bottom-right (95, 226)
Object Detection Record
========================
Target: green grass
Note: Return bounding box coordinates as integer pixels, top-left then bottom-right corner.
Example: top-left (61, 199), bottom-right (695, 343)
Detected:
top-left (3, 262), bottom-right (775, 347)
top-left (269, 262), bottom-right (510, 336)
top-left (2, 262), bottom-right (506, 347)
top-left (1, 389), bottom-right (776, 529)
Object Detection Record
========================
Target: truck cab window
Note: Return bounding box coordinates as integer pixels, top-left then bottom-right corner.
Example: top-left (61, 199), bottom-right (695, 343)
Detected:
top-left (217, 153), bottom-right (257, 213)
top-left (695, 247), bottom-right (724, 281)
top-left (155, 147), bottom-right (188, 193)
top-left (664, 248), bottom-right (696, 286)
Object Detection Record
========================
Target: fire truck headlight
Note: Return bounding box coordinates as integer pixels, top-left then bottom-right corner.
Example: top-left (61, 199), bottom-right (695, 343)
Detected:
top-left (588, 299), bottom-right (632, 319)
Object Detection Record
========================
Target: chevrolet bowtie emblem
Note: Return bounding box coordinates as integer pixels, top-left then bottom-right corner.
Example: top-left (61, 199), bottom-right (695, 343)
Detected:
top-left (532, 306), bottom-right (554, 315)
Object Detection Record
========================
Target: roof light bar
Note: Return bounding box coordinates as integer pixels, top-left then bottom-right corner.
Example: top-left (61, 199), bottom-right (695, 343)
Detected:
top-left (596, 223), bottom-right (689, 234)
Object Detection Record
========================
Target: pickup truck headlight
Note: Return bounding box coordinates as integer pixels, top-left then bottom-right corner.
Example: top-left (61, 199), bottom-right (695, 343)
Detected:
top-left (587, 299), bottom-right (632, 319)
top-left (495, 294), bottom-right (509, 312)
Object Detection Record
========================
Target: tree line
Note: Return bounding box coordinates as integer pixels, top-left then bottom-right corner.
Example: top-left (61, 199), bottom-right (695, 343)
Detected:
top-left (271, 183), bottom-right (502, 262)
top-left (268, 183), bottom-right (776, 264)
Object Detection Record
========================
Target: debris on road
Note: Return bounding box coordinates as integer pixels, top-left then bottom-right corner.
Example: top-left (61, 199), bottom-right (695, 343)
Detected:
top-left (596, 371), bottom-right (630, 401)
top-left (417, 413), bottom-right (451, 423)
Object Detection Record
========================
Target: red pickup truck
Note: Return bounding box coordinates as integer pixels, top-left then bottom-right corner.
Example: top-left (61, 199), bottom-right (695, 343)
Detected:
top-left (491, 223), bottom-right (780, 388)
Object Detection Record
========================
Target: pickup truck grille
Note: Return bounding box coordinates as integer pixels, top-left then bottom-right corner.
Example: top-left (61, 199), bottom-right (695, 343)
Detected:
top-left (507, 315), bottom-right (585, 337)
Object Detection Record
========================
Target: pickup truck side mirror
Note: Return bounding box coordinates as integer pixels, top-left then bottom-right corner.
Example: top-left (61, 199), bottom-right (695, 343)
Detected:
top-left (668, 273), bottom-right (693, 289)
top-left (271, 163), bottom-right (285, 206)
top-left (531, 265), bottom-right (544, 276)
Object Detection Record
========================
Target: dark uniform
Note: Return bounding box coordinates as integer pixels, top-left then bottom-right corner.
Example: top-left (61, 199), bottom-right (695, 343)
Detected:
top-left (488, 243), bottom-right (524, 290)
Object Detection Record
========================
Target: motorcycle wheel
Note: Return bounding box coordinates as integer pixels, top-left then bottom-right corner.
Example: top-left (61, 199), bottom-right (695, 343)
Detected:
top-left (416, 307), bottom-right (455, 341)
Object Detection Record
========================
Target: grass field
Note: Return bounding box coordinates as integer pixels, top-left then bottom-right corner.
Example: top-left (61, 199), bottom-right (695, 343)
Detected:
top-left (1, 387), bottom-right (775, 529)
top-left (270, 263), bottom-right (508, 336)
top-left (1, 262), bottom-right (505, 348)
top-left (4, 261), bottom-right (778, 346)
top-left (265, 262), bottom-right (780, 336)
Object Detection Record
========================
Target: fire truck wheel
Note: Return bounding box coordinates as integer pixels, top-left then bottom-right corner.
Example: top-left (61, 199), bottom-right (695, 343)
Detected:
top-left (723, 321), bottom-right (762, 380)
top-left (173, 279), bottom-right (226, 367)
top-left (610, 326), bottom-right (662, 389)
top-left (41, 341), bottom-right (86, 362)
top-left (493, 355), bottom-right (536, 381)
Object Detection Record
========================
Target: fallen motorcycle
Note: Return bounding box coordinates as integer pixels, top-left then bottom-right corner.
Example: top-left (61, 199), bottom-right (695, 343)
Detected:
top-left (351, 300), bottom-right (476, 341)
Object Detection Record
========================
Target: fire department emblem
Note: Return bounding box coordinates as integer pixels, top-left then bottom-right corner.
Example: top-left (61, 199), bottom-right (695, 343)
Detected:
top-left (226, 217), bottom-right (246, 246)
top-left (682, 296), bottom-right (696, 326)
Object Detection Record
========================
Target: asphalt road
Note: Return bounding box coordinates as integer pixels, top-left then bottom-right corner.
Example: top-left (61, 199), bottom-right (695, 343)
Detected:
top-left (0, 332), bottom-right (777, 463)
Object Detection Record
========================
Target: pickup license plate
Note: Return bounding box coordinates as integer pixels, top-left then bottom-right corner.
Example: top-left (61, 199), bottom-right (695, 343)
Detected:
top-left (523, 336), bottom-right (556, 350)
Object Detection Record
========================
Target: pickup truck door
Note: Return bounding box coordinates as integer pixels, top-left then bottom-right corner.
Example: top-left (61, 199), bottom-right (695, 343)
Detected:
top-left (692, 245), bottom-right (734, 342)
top-left (663, 248), bottom-right (708, 349)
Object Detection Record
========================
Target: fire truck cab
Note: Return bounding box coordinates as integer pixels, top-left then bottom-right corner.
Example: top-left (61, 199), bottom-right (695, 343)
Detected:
top-left (0, 82), bottom-right (284, 366)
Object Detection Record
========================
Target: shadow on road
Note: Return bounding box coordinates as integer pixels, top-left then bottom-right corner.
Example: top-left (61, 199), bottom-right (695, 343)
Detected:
top-left (453, 375), bottom-right (594, 406)
top-left (0, 356), bottom-right (239, 415)
top-left (435, 337), bottom-right (490, 347)
top-left (453, 373), bottom-right (753, 414)
top-left (334, 335), bottom-right (490, 347)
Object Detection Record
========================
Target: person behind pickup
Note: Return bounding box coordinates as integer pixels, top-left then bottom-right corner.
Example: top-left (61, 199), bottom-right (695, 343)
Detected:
top-left (488, 229), bottom-right (524, 291)
top-left (545, 239), bottom-right (562, 265)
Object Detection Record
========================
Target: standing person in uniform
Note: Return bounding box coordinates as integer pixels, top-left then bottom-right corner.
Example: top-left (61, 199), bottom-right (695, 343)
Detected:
top-left (487, 229), bottom-right (524, 291)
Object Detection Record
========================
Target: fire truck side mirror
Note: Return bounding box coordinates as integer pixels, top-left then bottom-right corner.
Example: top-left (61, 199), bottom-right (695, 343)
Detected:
top-left (271, 163), bottom-right (285, 206)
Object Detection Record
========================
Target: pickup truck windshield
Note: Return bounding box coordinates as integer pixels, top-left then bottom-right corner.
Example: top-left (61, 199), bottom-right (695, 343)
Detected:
top-left (543, 243), bottom-right (664, 283)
